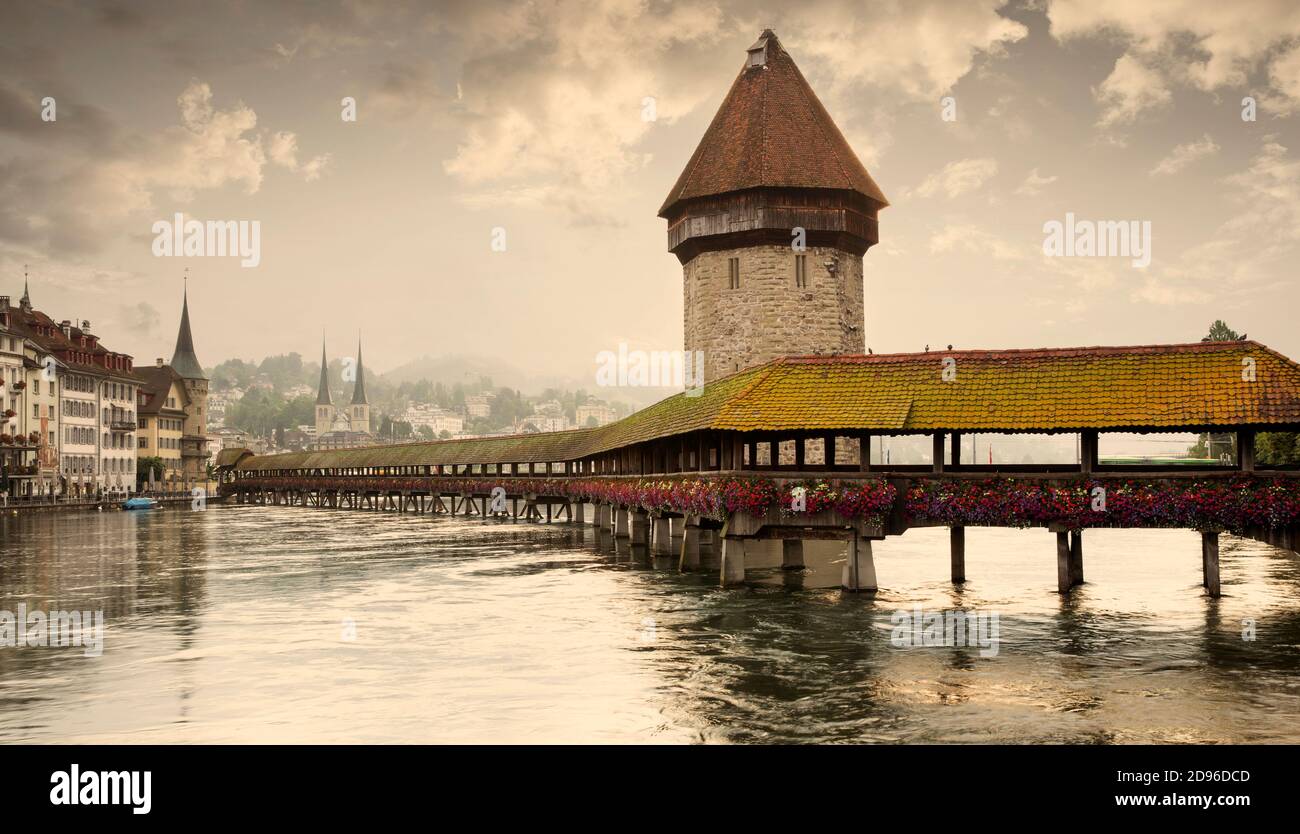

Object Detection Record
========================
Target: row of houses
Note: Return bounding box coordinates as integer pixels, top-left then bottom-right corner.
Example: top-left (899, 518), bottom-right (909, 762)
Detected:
top-left (0, 278), bottom-right (209, 498)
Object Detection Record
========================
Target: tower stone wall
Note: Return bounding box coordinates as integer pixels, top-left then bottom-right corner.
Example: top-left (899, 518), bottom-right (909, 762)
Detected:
top-left (683, 243), bottom-right (864, 383)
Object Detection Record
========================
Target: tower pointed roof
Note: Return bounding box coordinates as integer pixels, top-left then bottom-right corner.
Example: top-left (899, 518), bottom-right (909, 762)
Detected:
top-left (170, 283), bottom-right (206, 379)
top-left (20, 268), bottom-right (31, 310)
top-left (316, 337), bottom-right (332, 406)
top-left (350, 336), bottom-right (368, 405)
top-left (659, 29), bottom-right (887, 218)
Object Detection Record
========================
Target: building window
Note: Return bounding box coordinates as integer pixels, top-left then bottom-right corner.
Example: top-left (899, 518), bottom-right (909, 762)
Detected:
top-left (728, 257), bottom-right (740, 289)
top-left (795, 254), bottom-right (807, 288)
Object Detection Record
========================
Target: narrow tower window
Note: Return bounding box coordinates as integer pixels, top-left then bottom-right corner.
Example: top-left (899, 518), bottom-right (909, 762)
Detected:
top-left (795, 254), bottom-right (807, 288)
top-left (728, 257), bottom-right (740, 289)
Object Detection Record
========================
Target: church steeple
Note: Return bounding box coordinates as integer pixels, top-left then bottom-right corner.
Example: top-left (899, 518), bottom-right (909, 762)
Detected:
top-left (316, 337), bottom-right (332, 406)
top-left (350, 336), bottom-right (368, 405)
top-left (170, 277), bottom-right (206, 379)
top-left (19, 266), bottom-right (31, 313)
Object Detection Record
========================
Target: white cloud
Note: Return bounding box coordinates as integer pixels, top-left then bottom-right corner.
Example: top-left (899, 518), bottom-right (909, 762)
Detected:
top-left (0, 80), bottom-right (327, 254)
top-left (267, 130), bottom-right (330, 181)
top-left (1093, 54), bottom-right (1171, 127)
top-left (1152, 134), bottom-right (1300, 301)
top-left (789, 0), bottom-right (1028, 101)
top-left (1151, 134), bottom-right (1219, 176)
top-left (930, 223), bottom-right (1025, 260)
top-left (441, 0), bottom-right (726, 214)
top-left (1051, 0), bottom-right (1300, 118)
top-left (1015, 167), bottom-right (1058, 196)
top-left (915, 158), bottom-right (999, 199)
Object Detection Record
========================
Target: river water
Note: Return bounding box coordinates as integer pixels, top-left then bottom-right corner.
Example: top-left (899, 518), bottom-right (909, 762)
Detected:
top-left (1, 503), bottom-right (1298, 743)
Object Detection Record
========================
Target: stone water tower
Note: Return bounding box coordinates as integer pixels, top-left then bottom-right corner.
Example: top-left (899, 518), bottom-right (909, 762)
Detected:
top-left (660, 29), bottom-right (888, 383)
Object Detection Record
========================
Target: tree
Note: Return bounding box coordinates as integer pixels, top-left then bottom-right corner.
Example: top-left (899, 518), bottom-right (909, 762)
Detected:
top-left (1194, 320), bottom-right (1298, 464)
top-left (136, 456), bottom-right (165, 489)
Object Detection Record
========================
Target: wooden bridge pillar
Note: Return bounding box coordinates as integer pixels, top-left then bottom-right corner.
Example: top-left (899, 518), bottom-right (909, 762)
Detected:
top-left (614, 507), bottom-right (630, 538)
top-left (651, 517), bottom-right (672, 555)
top-left (781, 539), bottom-right (805, 570)
top-left (1202, 531), bottom-right (1221, 597)
top-left (842, 534), bottom-right (877, 592)
top-left (1069, 530), bottom-right (1084, 586)
top-left (720, 536), bottom-right (746, 586)
top-left (950, 526), bottom-right (966, 583)
top-left (1055, 531), bottom-right (1072, 594)
top-left (571, 501), bottom-right (585, 524)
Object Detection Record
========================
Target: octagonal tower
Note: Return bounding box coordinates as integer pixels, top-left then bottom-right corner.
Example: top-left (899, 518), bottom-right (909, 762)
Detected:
top-left (660, 29), bottom-right (888, 383)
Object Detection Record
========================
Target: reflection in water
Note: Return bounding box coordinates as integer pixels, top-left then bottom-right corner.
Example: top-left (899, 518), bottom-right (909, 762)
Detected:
top-left (1, 505), bottom-right (1299, 743)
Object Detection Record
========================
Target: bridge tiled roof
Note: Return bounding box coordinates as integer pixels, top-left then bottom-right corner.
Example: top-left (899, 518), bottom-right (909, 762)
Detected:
top-left (236, 341), bottom-right (1300, 472)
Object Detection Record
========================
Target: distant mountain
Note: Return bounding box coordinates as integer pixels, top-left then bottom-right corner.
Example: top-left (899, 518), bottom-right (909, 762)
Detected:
top-left (379, 353), bottom-right (681, 408)
top-left (379, 353), bottom-right (564, 391)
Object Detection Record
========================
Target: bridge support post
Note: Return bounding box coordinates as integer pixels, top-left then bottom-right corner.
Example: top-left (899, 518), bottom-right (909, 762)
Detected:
top-left (1202, 531), bottom-right (1221, 598)
top-left (950, 526), bottom-right (966, 583)
top-left (630, 510), bottom-right (651, 548)
top-left (1055, 531), bottom-right (1072, 594)
top-left (1069, 530), bottom-right (1084, 586)
top-left (572, 501), bottom-right (584, 524)
top-left (652, 517), bottom-right (672, 555)
top-left (781, 539), bottom-right (804, 570)
top-left (615, 507), bottom-right (630, 538)
top-left (720, 536), bottom-right (746, 586)
top-left (680, 517), bottom-right (701, 570)
top-left (842, 534), bottom-right (877, 592)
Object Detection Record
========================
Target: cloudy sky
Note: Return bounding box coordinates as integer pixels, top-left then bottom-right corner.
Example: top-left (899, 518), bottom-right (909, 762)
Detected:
top-left (2, 0), bottom-right (1299, 381)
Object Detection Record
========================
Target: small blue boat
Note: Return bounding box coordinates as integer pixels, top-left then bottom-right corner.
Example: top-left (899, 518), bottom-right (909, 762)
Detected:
top-left (121, 497), bottom-right (159, 511)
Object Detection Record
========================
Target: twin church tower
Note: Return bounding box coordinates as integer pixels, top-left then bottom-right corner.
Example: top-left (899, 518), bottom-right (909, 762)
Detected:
top-left (314, 337), bottom-right (370, 441)
top-left (663, 30), bottom-right (887, 383)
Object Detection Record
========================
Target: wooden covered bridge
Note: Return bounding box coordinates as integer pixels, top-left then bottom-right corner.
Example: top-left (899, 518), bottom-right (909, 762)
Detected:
top-left (219, 340), bottom-right (1300, 597)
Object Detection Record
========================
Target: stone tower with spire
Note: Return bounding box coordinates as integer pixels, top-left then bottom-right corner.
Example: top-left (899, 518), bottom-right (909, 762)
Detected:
top-left (348, 337), bottom-right (370, 434)
top-left (660, 29), bottom-right (888, 383)
top-left (315, 337), bottom-right (334, 437)
top-left (170, 283), bottom-right (209, 481)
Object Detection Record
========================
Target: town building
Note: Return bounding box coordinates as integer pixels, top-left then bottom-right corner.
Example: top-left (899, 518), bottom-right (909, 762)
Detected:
top-left (134, 360), bottom-right (188, 487)
top-left (464, 393), bottom-right (494, 419)
top-left (575, 401), bottom-right (617, 428)
top-left (404, 403), bottom-right (464, 437)
top-left (2, 278), bottom-right (140, 496)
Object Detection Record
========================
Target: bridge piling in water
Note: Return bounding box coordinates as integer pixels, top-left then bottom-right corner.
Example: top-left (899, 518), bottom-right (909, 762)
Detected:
top-left (720, 536), bottom-right (746, 586)
top-left (950, 526), bottom-right (966, 583)
top-left (1069, 530), bottom-right (1084, 587)
top-left (680, 517), bottom-right (702, 570)
top-left (781, 539), bottom-right (804, 570)
top-left (652, 517), bottom-right (672, 555)
top-left (841, 534), bottom-right (877, 592)
top-left (1202, 531), bottom-right (1221, 597)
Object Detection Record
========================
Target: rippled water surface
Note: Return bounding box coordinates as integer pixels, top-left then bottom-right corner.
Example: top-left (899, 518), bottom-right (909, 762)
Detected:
top-left (2, 504), bottom-right (1299, 743)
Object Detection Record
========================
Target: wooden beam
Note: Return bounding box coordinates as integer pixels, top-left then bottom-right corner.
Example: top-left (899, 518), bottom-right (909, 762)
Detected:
top-left (858, 433), bottom-right (871, 472)
top-left (1237, 429), bottom-right (1256, 472)
top-left (1081, 430), bottom-right (1098, 474)
top-left (932, 433), bottom-right (945, 474)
